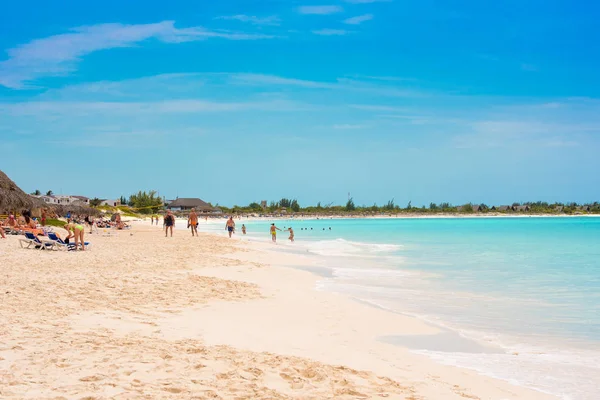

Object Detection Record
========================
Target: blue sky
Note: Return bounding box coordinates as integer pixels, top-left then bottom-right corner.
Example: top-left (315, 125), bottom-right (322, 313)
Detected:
top-left (1, 0), bottom-right (599, 207)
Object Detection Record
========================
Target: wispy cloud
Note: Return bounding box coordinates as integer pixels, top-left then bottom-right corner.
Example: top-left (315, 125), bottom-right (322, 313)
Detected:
top-left (0, 99), bottom-right (304, 117)
top-left (216, 15), bottom-right (281, 26)
top-left (0, 21), bottom-right (275, 89)
top-left (343, 14), bottom-right (373, 24)
top-left (312, 29), bottom-right (349, 36)
top-left (297, 5), bottom-right (343, 15)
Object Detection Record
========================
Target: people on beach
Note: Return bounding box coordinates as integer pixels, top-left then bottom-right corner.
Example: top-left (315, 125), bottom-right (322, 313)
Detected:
top-left (286, 227), bottom-right (294, 242)
top-left (41, 208), bottom-right (47, 226)
top-left (226, 216), bottom-right (235, 238)
top-left (164, 211), bottom-right (175, 237)
top-left (64, 222), bottom-right (85, 250)
top-left (270, 223), bottom-right (282, 243)
top-left (188, 208), bottom-right (198, 237)
top-left (151, 215), bottom-right (154, 225)
top-left (0, 219), bottom-right (6, 239)
top-left (241, 224), bottom-right (247, 235)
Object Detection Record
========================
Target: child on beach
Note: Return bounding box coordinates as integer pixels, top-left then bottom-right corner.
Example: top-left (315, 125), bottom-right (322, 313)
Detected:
top-left (241, 224), bottom-right (247, 235)
top-left (270, 223), bottom-right (281, 243)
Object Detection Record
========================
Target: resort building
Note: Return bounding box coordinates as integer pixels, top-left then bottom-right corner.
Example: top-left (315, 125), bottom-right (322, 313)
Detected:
top-left (99, 199), bottom-right (121, 207)
top-left (167, 198), bottom-right (221, 213)
top-left (34, 194), bottom-right (90, 205)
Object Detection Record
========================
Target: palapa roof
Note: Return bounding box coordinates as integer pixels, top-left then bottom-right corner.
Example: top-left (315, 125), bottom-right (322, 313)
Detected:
top-left (168, 197), bottom-right (213, 209)
top-left (0, 170), bottom-right (45, 213)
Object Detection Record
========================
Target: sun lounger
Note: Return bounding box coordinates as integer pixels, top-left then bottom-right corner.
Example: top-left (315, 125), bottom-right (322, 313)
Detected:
top-left (19, 232), bottom-right (56, 250)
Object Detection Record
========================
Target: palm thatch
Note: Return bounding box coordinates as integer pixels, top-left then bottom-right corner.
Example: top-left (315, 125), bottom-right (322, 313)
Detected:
top-left (0, 170), bottom-right (45, 214)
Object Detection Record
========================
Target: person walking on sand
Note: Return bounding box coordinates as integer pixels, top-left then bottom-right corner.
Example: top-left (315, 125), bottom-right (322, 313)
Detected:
top-left (241, 224), bottom-right (247, 235)
top-left (151, 215), bottom-right (154, 225)
top-left (225, 216), bottom-right (235, 238)
top-left (188, 208), bottom-right (198, 237)
top-left (286, 227), bottom-right (295, 242)
top-left (164, 211), bottom-right (175, 237)
top-left (270, 223), bottom-right (282, 243)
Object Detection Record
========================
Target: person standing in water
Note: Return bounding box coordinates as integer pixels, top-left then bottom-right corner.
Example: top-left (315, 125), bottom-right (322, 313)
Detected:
top-left (286, 227), bottom-right (295, 242)
top-left (225, 216), bottom-right (235, 238)
top-left (164, 211), bottom-right (175, 237)
top-left (241, 224), bottom-right (247, 235)
top-left (270, 223), bottom-right (281, 243)
top-left (188, 208), bottom-right (198, 237)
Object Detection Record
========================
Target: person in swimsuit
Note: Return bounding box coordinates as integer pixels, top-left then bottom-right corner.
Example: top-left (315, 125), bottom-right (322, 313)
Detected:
top-left (286, 227), bottom-right (294, 242)
top-left (241, 224), bottom-right (247, 235)
top-left (165, 211), bottom-right (175, 237)
top-left (226, 216), bottom-right (235, 238)
top-left (64, 222), bottom-right (85, 250)
top-left (41, 208), bottom-right (47, 226)
top-left (0, 218), bottom-right (6, 239)
top-left (270, 223), bottom-right (281, 243)
top-left (188, 208), bottom-right (198, 237)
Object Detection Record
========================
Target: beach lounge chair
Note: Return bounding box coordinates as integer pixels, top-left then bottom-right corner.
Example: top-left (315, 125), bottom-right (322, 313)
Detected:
top-left (47, 232), bottom-right (91, 250)
top-left (19, 232), bottom-right (56, 250)
top-left (46, 232), bottom-right (74, 251)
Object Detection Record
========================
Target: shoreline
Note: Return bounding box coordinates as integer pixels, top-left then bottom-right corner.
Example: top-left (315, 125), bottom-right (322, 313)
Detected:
top-left (1, 222), bottom-right (561, 399)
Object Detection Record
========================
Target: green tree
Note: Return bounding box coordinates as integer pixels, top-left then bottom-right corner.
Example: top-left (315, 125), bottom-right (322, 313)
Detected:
top-left (129, 190), bottom-right (163, 214)
top-left (345, 198), bottom-right (356, 211)
top-left (119, 195), bottom-right (128, 205)
top-left (406, 201), bottom-right (412, 210)
top-left (31, 189), bottom-right (41, 196)
top-left (90, 198), bottom-right (102, 207)
top-left (384, 198), bottom-right (395, 210)
top-left (46, 190), bottom-right (53, 196)
top-left (291, 199), bottom-right (300, 212)
top-left (429, 203), bottom-right (438, 210)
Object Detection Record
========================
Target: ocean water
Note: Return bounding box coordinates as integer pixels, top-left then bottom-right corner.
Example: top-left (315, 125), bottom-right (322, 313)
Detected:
top-left (198, 217), bottom-right (600, 400)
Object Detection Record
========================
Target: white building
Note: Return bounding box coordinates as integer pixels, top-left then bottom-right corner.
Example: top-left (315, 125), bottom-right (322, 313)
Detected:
top-left (34, 195), bottom-right (90, 205)
top-left (100, 199), bottom-right (121, 207)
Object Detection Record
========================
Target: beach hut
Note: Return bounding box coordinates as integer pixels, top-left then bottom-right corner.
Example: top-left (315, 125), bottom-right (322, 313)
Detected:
top-left (497, 206), bottom-right (512, 212)
top-left (0, 170), bottom-right (45, 214)
top-left (167, 198), bottom-right (219, 213)
top-left (514, 205), bottom-right (530, 212)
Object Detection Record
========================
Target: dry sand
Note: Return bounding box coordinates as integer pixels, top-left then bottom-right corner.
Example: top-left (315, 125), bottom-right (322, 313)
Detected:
top-left (0, 223), bottom-right (557, 399)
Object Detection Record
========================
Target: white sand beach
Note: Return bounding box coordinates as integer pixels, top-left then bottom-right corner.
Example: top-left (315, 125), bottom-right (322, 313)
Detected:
top-left (0, 222), bottom-right (557, 399)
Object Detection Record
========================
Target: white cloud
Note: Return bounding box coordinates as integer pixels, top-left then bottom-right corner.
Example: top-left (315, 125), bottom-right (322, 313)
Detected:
top-left (297, 5), bottom-right (343, 15)
top-left (216, 15), bottom-right (281, 26)
top-left (0, 21), bottom-right (275, 89)
top-left (312, 29), bottom-right (349, 36)
top-left (343, 14), bottom-right (373, 25)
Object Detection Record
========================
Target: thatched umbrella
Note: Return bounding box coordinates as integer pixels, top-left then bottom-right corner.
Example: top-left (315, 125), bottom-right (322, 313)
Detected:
top-left (0, 170), bottom-right (45, 214)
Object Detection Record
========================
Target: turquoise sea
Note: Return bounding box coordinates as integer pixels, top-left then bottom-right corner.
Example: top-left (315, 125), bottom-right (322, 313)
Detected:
top-left (198, 217), bottom-right (600, 400)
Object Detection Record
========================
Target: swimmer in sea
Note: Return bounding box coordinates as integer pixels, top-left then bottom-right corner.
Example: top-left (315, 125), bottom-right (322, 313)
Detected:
top-left (242, 224), bottom-right (247, 235)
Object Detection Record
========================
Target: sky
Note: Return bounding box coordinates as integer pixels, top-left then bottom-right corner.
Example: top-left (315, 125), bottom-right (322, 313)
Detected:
top-left (1, 0), bottom-right (599, 207)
